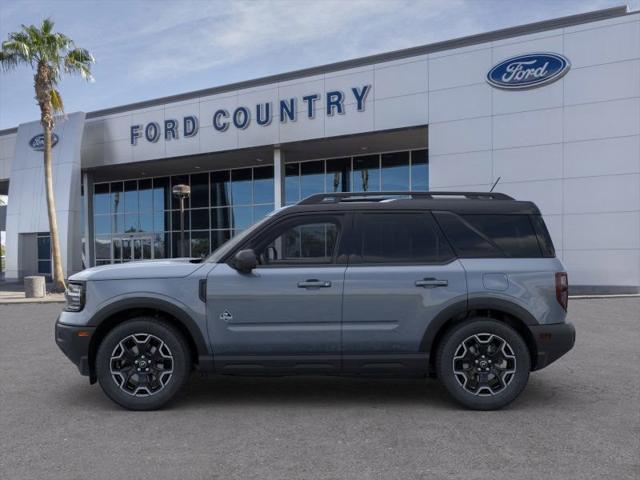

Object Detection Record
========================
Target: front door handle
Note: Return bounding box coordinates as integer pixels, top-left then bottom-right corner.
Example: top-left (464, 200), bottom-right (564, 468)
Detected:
top-left (415, 278), bottom-right (448, 288)
top-left (297, 279), bottom-right (332, 289)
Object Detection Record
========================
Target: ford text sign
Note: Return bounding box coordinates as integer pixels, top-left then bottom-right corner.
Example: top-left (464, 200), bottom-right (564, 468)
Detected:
top-left (29, 133), bottom-right (59, 151)
top-left (487, 53), bottom-right (570, 90)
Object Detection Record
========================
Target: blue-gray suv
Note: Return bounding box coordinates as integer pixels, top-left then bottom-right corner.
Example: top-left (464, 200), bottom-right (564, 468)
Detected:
top-left (55, 192), bottom-right (575, 410)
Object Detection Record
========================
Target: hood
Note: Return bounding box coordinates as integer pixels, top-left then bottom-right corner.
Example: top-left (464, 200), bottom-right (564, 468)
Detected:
top-left (69, 258), bottom-right (204, 281)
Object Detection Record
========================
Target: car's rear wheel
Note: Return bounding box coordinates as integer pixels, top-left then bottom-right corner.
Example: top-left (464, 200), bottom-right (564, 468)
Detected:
top-left (436, 318), bottom-right (530, 410)
top-left (96, 318), bottom-right (191, 410)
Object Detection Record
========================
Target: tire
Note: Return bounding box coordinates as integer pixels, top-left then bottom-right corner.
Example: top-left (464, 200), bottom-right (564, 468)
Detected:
top-left (96, 318), bottom-right (192, 411)
top-left (436, 318), bottom-right (530, 410)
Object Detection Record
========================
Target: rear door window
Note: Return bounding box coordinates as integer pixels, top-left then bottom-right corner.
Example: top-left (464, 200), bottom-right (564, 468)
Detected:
top-left (434, 212), bottom-right (543, 258)
top-left (352, 212), bottom-right (454, 264)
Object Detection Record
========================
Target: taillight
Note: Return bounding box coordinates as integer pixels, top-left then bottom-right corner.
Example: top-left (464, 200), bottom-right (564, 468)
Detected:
top-left (555, 272), bottom-right (568, 311)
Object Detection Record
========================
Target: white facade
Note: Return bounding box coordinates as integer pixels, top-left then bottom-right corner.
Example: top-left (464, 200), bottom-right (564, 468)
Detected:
top-left (0, 7), bottom-right (639, 292)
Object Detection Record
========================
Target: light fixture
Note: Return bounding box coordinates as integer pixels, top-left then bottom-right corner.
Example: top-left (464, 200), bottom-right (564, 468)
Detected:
top-left (256, 157), bottom-right (263, 162)
top-left (194, 165), bottom-right (201, 169)
top-left (360, 146), bottom-right (368, 151)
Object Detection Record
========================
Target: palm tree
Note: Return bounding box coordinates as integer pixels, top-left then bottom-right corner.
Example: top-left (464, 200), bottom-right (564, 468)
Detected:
top-left (0, 18), bottom-right (94, 291)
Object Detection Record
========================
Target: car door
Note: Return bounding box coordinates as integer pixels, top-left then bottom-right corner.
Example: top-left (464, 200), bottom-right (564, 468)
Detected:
top-left (341, 211), bottom-right (467, 373)
top-left (206, 212), bottom-right (349, 373)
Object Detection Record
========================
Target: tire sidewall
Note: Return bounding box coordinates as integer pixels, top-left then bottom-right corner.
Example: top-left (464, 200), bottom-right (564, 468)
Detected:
top-left (96, 318), bottom-right (191, 411)
top-left (436, 318), bottom-right (531, 410)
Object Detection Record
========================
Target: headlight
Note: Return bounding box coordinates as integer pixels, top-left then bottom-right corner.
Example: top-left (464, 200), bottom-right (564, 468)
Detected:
top-left (64, 282), bottom-right (85, 312)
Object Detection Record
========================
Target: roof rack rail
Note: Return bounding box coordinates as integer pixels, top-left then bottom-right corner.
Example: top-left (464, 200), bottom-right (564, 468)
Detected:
top-left (298, 191), bottom-right (514, 205)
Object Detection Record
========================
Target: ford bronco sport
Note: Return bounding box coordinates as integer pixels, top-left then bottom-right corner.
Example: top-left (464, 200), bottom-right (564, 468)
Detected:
top-left (56, 191), bottom-right (575, 410)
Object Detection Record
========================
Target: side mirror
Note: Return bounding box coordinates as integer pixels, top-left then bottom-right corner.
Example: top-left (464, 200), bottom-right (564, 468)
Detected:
top-left (233, 249), bottom-right (258, 273)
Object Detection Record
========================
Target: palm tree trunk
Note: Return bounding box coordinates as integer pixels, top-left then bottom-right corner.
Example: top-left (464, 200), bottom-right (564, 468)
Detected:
top-left (43, 123), bottom-right (66, 292)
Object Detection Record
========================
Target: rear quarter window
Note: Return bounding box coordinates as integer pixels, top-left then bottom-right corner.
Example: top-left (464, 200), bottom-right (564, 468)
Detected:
top-left (434, 212), bottom-right (547, 258)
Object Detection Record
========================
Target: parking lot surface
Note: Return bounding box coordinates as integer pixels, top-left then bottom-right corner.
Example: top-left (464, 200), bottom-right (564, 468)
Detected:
top-left (0, 298), bottom-right (638, 480)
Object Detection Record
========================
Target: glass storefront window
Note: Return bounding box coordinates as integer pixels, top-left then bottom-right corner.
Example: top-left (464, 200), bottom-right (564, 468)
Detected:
top-left (91, 149), bottom-right (427, 265)
top-left (352, 155), bottom-right (381, 192)
top-left (231, 168), bottom-right (252, 205)
top-left (411, 149), bottom-right (429, 191)
top-left (253, 166), bottom-right (274, 204)
top-left (153, 177), bottom-right (170, 211)
top-left (190, 231), bottom-right (210, 258)
top-left (94, 184), bottom-right (110, 214)
top-left (191, 208), bottom-right (209, 230)
top-left (232, 205), bottom-right (253, 230)
top-left (285, 163), bottom-right (300, 204)
top-left (381, 151), bottom-right (410, 191)
top-left (210, 171), bottom-right (231, 207)
top-left (139, 179), bottom-right (153, 212)
top-left (326, 158), bottom-right (350, 193)
top-left (300, 160), bottom-right (325, 200)
top-left (111, 182), bottom-right (123, 216)
top-left (190, 173), bottom-right (209, 208)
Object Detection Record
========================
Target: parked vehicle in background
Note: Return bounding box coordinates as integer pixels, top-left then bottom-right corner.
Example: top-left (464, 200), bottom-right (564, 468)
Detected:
top-left (55, 191), bottom-right (575, 411)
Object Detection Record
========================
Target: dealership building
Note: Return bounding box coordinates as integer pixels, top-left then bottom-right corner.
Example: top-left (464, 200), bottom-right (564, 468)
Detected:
top-left (0, 5), bottom-right (639, 293)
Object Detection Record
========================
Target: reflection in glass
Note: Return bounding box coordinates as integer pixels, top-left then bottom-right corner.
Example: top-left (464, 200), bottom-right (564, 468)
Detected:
top-left (253, 204), bottom-right (274, 222)
top-left (111, 182), bottom-right (123, 215)
top-left (190, 173), bottom-right (209, 208)
top-left (139, 213), bottom-right (153, 232)
top-left (153, 177), bottom-right (170, 211)
top-left (94, 184), bottom-right (110, 214)
top-left (94, 215), bottom-right (111, 235)
top-left (95, 236), bottom-right (111, 259)
top-left (153, 212), bottom-right (167, 232)
top-left (211, 207), bottom-right (231, 229)
top-left (381, 151), bottom-right (410, 191)
top-left (190, 231), bottom-right (210, 258)
top-left (211, 171), bottom-right (231, 207)
top-left (301, 161), bottom-right (324, 199)
top-left (124, 180), bottom-right (138, 213)
top-left (138, 179), bottom-right (153, 211)
top-left (124, 213), bottom-right (139, 232)
top-left (285, 163), bottom-right (300, 204)
top-left (232, 205), bottom-right (252, 230)
top-left (352, 155), bottom-right (380, 192)
top-left (231, 168), bottom-right (252, 205)
top-left (37, 235), bottom-right (51, 259)
top-left (153, 233), bottom-right (168, 259)
top-left (191, 208), bottom-right (209, 230)
top-left (411, 149), bottom-right (429, 191)
top-left (326, 158), bottom-right (350, 193)
top-left (211, 230), bottom-right (232, 251)
top-left (253, 166), bottom-right (274, 204)
top-left (38, 260), bottom-right (51, 274)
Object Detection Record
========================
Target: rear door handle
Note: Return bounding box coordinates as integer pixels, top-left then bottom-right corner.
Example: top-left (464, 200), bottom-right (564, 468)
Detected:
top-left (297, 279), bottom-right (332, 289)
top-left (415, 278), bottom-right (448, 288)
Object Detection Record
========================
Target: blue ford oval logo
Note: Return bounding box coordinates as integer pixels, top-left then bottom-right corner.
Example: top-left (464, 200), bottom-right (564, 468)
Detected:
top-left (29, 133), bottom-right (59, 151)
top-left (487, 53), bottom-right (570, 90)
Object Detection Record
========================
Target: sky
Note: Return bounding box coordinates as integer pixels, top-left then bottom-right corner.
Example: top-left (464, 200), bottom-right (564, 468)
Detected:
top-left (0, 0), bottom-right (636, 130)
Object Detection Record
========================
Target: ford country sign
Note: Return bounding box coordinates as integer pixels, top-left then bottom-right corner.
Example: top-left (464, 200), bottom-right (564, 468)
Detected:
top-left (487, 53), bottom-right (570, 90)
top-left (29, 133), bottom-right (59, 151)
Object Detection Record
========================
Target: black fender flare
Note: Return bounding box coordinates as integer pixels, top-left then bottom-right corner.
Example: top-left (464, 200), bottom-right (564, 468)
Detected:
top-left (88, 297), bottom-right (209, 357)
top-left (420, 297), bottom-right (539, 353)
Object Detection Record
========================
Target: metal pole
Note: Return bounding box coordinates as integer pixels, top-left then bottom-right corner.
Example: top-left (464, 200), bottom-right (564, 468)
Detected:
top-left (179, 196), bottom-right (185, 257)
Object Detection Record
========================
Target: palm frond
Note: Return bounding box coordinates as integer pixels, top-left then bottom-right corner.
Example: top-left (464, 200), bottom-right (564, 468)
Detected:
top-left (50, 88), bottom-right (64, 113)
top-left (64, 47), bottom-right (94, 81)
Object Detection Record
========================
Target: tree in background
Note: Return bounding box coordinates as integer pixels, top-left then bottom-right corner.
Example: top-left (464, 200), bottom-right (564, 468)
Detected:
top-left (0, 18), bottom-right (94, 291)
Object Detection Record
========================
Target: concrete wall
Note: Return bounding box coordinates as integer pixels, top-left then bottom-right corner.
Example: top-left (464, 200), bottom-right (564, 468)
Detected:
top-left (428, 13), bottom-right (640, 291)
top-left (5, 113), bottom-right (85, 280)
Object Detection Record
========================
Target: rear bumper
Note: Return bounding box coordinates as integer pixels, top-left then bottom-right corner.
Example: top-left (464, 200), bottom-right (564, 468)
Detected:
top-left (529, 322), bottom-right (576, 371)
top-left (55, 317), bottom-right (94, 376)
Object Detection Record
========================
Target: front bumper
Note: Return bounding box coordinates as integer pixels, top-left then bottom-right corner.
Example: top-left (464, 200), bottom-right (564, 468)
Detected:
top-left (55, 316), bottom-right (95, 376)
top-left (529, 322), bottom-right (576, 371)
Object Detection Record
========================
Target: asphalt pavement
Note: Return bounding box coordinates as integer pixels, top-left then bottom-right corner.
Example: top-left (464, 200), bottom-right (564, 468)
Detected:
top-left (0, 299), bottom-right (638, 480)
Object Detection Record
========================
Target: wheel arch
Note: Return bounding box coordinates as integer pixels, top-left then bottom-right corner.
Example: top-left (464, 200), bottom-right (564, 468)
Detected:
top-left (87, 298), bottom-right (209, 384)
top-left (422, 298), bottom-right (539, 374)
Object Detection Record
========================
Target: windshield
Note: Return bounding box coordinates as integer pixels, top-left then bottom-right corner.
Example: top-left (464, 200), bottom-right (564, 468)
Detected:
top-left (205, 208), bottom-right (284, 263)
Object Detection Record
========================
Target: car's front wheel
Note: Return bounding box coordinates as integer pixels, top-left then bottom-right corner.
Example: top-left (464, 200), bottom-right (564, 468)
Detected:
top-left (436, 318), bottom-right (530, 410)
top-left (96, 318), bottom-right (191, 410)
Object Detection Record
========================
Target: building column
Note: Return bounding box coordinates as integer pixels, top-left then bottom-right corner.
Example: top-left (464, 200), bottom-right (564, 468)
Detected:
top-left (83, 172), bottom-right (94, 268)
top-left (273, 147), bottom-right (285, 209)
